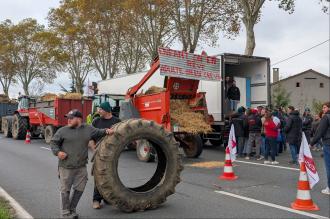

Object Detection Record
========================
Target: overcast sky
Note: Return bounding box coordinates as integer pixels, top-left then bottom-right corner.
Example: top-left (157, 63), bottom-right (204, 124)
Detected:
top-left (0, 0), bottom-right (329, 97)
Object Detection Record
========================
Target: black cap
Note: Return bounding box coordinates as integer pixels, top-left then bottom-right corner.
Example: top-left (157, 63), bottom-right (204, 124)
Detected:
top-left (65, 109), bottom-right (83, 119)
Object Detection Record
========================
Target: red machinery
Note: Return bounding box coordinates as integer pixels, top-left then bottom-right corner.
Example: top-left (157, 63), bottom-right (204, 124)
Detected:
top-left (125, 57), bottom-right (210, 158)
top-left (8, 96), bottom-right (92, 143)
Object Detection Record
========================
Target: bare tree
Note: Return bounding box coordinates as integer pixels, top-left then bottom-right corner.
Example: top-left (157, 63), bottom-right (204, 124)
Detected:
top-left (48, 0), bottom-right (93, 94)
top-left (0, 20), bottom-right (17, 97)
top-left (171, 0), bottom-right (240, 53)
top-left (126, 0), bottom-right (177, 60)
top-left (238, 0), bottom-right (329, 56)
top-left (80, 0), bottom-right (124, 79)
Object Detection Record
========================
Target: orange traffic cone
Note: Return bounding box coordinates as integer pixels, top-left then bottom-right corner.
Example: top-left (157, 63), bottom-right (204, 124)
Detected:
top-left (219, 147), bottom-right (238, 180)
top-left (291, 162), bottom-right (319, 211)
top-left (25, 130), bottom-right (31, 144)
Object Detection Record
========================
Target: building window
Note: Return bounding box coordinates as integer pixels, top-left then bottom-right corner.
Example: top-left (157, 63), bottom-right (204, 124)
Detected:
top-left (296, 82), bottom-right (300, 87)
top-left (320, 83), bottom-right (324, 88)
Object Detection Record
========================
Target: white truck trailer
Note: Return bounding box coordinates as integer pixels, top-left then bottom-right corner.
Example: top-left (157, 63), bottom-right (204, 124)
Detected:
top-left (98, 53), bottom-right (271, 146)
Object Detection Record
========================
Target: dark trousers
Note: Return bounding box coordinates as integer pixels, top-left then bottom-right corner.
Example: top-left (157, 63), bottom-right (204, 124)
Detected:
top-left (93, 185), bottom-right (103, 202)
top-left (323, 144), bottom-right (330, 188)
top-left (265, 137), bottom-right (277, 161)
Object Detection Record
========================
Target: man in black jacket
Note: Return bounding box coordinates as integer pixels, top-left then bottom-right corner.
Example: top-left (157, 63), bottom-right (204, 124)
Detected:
top-left (284, 106), bottom-right (302, 165)
top-left (302, 107), bottom-right (313, 144)
top-left (245, 109), bottom-right (262, 160)
top-left (227, 80), bottom-right (240, 111)
top-left (90, 102), bottom-right (121, 209)
top-left (310, 102), bottom-right (330, 195)
top-left (232, 107), bottom-right (248, 157)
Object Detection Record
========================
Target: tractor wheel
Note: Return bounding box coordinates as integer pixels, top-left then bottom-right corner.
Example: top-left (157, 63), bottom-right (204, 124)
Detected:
top-left (2, 117), bottom-right (12, 138)
top-left (180, 134), bottom-right (203, 158)
top-left (93, 119), bottom-right (183, 212)
top-left (136, 140), bottom-right (156, 162)
top-left (45, 125), bottom-right (56, 144)
top-left (12, 114), bottom-right (28, 140)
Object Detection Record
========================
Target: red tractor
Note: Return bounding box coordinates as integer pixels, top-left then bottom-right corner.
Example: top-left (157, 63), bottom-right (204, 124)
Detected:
top-left (123, 49), bottom-right (220, 158)
top-left (3, 95), bottom-right (92, 143)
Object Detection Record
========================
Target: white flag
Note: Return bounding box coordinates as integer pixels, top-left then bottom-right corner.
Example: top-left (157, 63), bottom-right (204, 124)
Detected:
top-left (227, 124), bottom-right (237, 161)
top-left (298, 132), bottom-right (319, 189)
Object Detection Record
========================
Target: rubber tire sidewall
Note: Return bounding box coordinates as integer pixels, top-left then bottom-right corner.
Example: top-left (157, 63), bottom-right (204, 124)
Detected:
top-left (44, 125), bottom-right (55, 144)
top-left (182, 134), bottom-right (203, 158)
top-left (12, 114), bottom-right (28, 140)
top-left (93, 119), bottom-right (183, 212)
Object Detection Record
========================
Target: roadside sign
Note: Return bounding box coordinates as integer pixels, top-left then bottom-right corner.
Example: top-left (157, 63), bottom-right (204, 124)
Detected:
top-left (158, 47), bottom-right (221, 81)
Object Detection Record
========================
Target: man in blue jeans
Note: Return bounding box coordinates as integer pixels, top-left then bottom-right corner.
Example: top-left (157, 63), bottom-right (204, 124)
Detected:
top-left (283, 106), bottom-right (302, 165)
top-left (310, 102), bottom-right (330, 195)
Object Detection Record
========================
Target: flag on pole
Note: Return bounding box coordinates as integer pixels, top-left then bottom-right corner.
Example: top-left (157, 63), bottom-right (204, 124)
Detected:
top-left (298, 132), bottom-right (319, 189)
top-left (227, 124), bottom-right (237, 161)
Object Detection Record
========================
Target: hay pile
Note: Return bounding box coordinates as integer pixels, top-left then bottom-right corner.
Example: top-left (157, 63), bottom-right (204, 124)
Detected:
top-left (188, 161), bottom-right (224, 169)
top-left (41, 93), bottom-right (58, 101)
top-left (170, 99), bottom-right (212, 134)
top-left (59, 93), bottom-right (83, 100)
top-left (0, 94), bottom-right (10, 103)
top-left (144, 86), bottom-right (166, 95)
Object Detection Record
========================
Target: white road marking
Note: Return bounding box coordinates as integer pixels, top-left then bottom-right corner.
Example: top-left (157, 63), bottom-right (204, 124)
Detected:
top-left (234, 160), bottom-right (300, 171)
top-left (215, 191), bottom-right (328, 219)
top-left (0, 186), bottom-right (34, 219)
top-left (40, 147), bottom-right (51, 151)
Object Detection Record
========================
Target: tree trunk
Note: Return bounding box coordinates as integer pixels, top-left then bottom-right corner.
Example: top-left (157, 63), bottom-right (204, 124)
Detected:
top-left (3, 86), bottom-right (9, 97)
top-left (244, 22), bottom-right (256, 56)
top-left (75, 79), bottom-right (84, 94)
top-left (23, 83), bottom-right (29, 96)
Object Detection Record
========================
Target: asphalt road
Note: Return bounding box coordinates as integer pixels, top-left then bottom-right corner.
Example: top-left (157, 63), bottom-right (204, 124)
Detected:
top-left (0, 134), bottom-right (329, 219)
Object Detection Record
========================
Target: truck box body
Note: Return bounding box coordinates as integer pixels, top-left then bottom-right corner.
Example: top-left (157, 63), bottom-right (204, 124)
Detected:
top-left (28, 98), bottom-right (92, 127)
top-left (0, 102), bottom-right (18, 118)
top-left (98, 53), bottom-right (270, 123)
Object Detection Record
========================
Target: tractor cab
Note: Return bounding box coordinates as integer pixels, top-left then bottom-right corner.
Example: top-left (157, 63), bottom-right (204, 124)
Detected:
top-left (17, 96), bottom-right (30, 110)
top-left (87, 93), bottom-right (125, 124)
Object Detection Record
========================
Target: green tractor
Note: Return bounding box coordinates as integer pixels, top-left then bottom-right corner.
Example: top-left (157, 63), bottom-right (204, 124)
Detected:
top-left (86, 94), bottom-right (125, 125)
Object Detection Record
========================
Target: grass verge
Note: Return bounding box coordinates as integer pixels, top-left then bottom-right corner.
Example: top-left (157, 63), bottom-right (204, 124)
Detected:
top-left (0, 197), bottom-right (13, 219)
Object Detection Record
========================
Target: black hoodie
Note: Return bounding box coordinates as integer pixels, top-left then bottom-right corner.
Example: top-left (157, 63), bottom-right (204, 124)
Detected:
top-left (284, 110), bottom-right (302, 146)
top-left (311, 111), bottom-right (330, 146)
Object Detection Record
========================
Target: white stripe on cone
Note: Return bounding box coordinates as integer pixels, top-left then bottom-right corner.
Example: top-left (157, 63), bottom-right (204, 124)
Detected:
top-left (224, 166), bottom-right (233, 172)
top-left (296, 190), bottom-right (312, 200)
top-left (299, 171), bottom-right (308, 181)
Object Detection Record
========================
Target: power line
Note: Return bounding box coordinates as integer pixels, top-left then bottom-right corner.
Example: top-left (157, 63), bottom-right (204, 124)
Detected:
top-left (272, 39), bottom-right (330, 66)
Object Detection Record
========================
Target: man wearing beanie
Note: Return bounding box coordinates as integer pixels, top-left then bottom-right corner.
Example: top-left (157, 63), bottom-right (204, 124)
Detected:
top-left (91, 102), bottom-right (121, 209)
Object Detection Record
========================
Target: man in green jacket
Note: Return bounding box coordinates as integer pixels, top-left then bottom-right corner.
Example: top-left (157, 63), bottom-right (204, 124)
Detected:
top-left (51, 109), bottom-right (113, 218)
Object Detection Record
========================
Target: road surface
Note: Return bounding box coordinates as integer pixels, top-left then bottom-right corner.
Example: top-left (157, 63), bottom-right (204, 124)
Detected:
top-left (0, 134), bottom-right (329, 218)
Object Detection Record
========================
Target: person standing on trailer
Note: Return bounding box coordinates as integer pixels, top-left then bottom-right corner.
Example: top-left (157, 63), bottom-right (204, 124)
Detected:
top-left (227, 80), bottom-right (240, 112)
top-left (50, 109), bottom-right (114, 218)
top-left (90, 102), bottom-right (121, 209)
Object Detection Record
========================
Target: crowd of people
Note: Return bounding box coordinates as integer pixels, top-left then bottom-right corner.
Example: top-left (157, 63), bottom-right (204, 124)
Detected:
top-left (231, 102), bottom-right (330, 195)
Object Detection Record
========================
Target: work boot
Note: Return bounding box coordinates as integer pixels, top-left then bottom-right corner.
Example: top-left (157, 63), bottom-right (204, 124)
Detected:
top-left (70, 209), bottom-right (79, 219)
top-left (93, 201), bottom-right (101, 209)
top-left (61, 192), bottom-right (71, 217)
top-left (70, 190), bottom-right (83, 215)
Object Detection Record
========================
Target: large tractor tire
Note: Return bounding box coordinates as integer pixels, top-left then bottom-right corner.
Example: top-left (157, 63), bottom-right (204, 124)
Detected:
top-left (45, 125), bottom-right (56, 144)
top-left (2, 117), bottom-right (12, 138)
top-left (93, 119), bottom-right (183, 212)
top-left (136, 139), bottom-right (156, 162)
top-left (179, 134), bottom-right (203, 158)
top-left (12, 114), bottom-right (28, 140)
